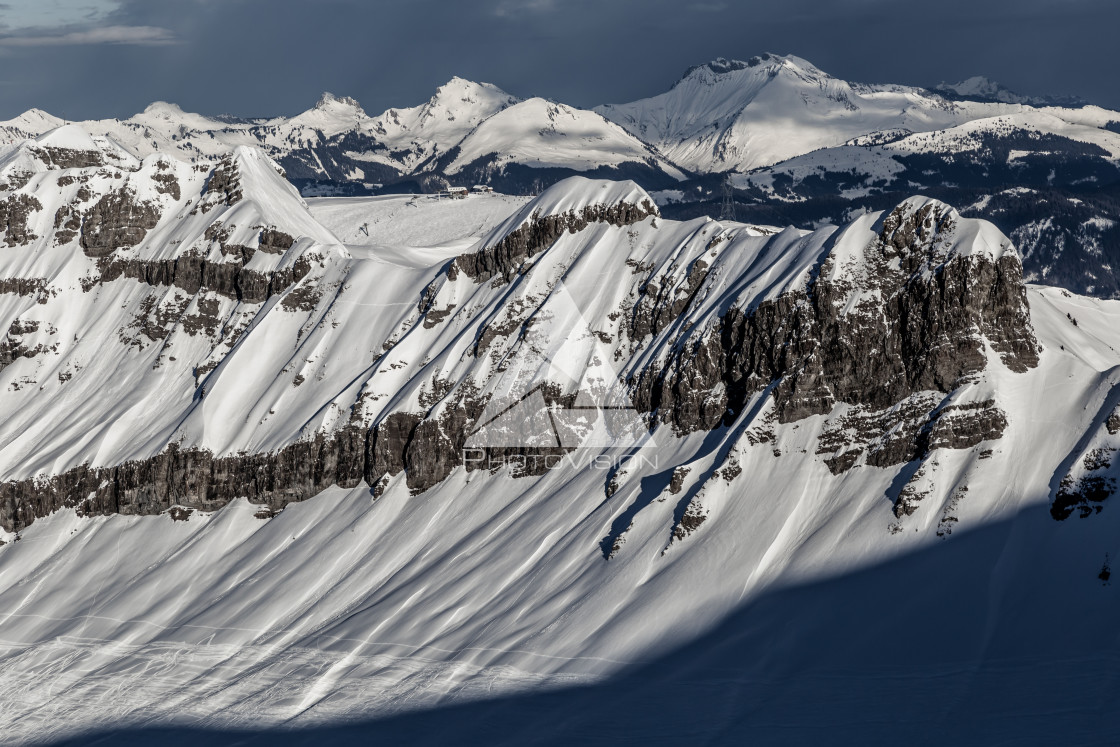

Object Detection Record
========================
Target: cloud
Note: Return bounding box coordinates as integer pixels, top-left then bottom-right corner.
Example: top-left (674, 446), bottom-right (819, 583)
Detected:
top-left (0, 24), bottom-right (176, 46)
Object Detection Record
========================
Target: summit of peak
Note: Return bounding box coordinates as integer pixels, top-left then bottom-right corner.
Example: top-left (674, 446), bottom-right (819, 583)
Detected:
top-left (36, 123), bottom-right (100, 152)
top-left (432, 76), bottom-right (516, 101)
top-left (441, 76), bottom-right (479, 88)
top-left (142, 101), bottom-right (185, 117)
top-left (675, 53), bottom-right (826, 87)
top-left (314, 92), bottom-right (366, 114)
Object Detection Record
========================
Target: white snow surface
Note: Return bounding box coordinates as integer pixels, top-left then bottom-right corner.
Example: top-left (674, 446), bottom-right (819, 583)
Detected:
top-left (596, 54), bottom-right (981, 172)
top-left (597, 54), bottom-right (1120, 175)
top-left (306, 192), bottom-right (531, 248)
top-left (368, 77), bottom-right (521, 173)
top-left (2, 162), bottom-right (1120, 742)
top-left (444, 98), bottom-right (686, 179)
top-left (736, 107), bottom-right (1120, 200)
top-left (4, 56), bottom-right (1118, 196)
top-left (0, 78), bottom-right (682, 184)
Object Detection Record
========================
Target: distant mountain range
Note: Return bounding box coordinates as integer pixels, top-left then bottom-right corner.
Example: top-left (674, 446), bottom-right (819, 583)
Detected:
top-left (3, 53), bottom-right (1119, 298)
top-left (935, 75), bottom-right (1089, 107)
top-left (4, 56), bottom-right (1120, 742)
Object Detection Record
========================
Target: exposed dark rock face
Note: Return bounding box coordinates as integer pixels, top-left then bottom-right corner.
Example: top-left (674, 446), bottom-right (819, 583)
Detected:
top-left (635, 202), bottom-right (1037, 475)
top-left (1107, 408), bottom-right (1120, 436)
top-left (0, 388), bottom-right (499, 530)
top-left (196, 157), bottom-right (243, 212)
top-left (0, 277), bottom-right (48, 297)
top-left (670, 497), bottom-right (708, 542)
top-left (36, 146), bottom-right (104, 169)
top-left (0, 194), bottom-right (43, 247)
top-left (0, 199), bottom-right (1039, 533)
top-left (1052, 470), bottom-right (1116, 521)
top-left (1051, 403), bottom-right (1120, 519)
top-left (814, 397), bottom-right (1007, 481)
top-left (625, 256), bottom-right (711, 344)
top-left (0, 402), bottom-right (516, 531)
top-left (455, 199), bottom-right (658, 282)
top-left (669, 466), bottom-right (691, 494)
top-left (368, 412), bottom-right (422, 489)
top-left (0, 319), bottom-right (45, 374)
top-left (258, 228), bottom-right (295, 254)
top-left (0, 429), bottom-right (368, 533)
top-left (925, 400), bottom-right (1008, 452)
top-left (53, 204), bottom-right (81, 245)
top-left (96, 252), bottom-right (313, 303)
top-left (80, 188), bottom-right (161, 257)
top-left (151, 171), bottom-right (181, 201)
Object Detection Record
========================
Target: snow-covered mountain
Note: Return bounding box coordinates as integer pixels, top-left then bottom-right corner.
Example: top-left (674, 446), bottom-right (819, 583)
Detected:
top-left (4, 56), bottom-right (1113, 197)
top-left (695, 104), bottom-right (1120, 296)
top-left (591, 54), bottom-right (1119, 297)
top-left (936, 75), bottom-right (1088, 107)
top-left (432, 96), bottom-right (687, 189)
top-left (0, 77), bottom-right (683, 195)
top-left (2, 131), bottom-right (1120, 741)
top-left (4, 55), bottom-right (1119, 302)
top-left (595, 54), bottom-right (986, 173)
top-left (366, 77), bottom-right (521, 173)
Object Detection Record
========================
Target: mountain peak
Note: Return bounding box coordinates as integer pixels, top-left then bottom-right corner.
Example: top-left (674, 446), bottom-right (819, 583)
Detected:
top-left (142, 101), bottom-right (186, 117)
top-left (933, 76), bottom-right (1086, 107)
top-left (36, 123), bottom-right (100, 152)
top-left (675, 53), bottom-right (826, 87)
top-left (1, 108), bottom-right (65, 137)
top-left (935, 76), bottom-right (1024, 103)
top-left (314, 92), bottom-right (366, 115)
top-left (440, 75), bottom-right (481, 89)
top-left (431, 76), bottom-right (516, 103)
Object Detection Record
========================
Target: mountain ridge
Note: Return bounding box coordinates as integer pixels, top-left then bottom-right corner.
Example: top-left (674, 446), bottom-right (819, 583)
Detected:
top-left (3, 161), bottom-right (1120, 741)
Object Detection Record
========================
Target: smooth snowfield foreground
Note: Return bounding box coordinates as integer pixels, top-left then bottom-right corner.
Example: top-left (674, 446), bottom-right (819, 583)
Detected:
top-left (2, 284), bottom-right (1120, 744)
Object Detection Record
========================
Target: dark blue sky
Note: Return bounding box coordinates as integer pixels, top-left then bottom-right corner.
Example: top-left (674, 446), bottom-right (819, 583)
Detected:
top-left (1, 0), bottom-right (1117, 120)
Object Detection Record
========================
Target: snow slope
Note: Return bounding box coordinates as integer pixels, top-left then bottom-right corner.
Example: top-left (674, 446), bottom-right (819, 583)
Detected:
top-left (443, 98), bottom-right (686, 180)
top-left (596, 54), bottom-right (1120, 176)
top-left (596, 54), bottom-right (988, 172)
top-left (369, 77), bottom-right (521, 173)
top-left (2, 153), bottom-right (1120, 742)
top-left (0, 109), bottom-right (65, 147)
top-left (735, 108), bottom-right (1120, 198)
top-left (306, 192), bottom-right (531, 248)
top-left (4, 55), bottom-right (1117, 200)
top-left (0, 284), bottom-right (1118, 743)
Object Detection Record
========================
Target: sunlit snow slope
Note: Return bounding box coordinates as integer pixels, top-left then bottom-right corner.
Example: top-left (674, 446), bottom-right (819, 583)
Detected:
top-left (1, 125), bottom-right (1119, 743)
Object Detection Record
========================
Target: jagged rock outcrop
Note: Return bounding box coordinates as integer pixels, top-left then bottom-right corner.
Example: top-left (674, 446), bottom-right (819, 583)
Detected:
top-left (0, 319), bottom-right (45, 374)
top-left (36, 145), bottom-right (103, 170)
top-left (0, 277), bottom-right (48, 298)
top-left (0, 186), bottom-right (1042, 534)
top-left (1051, 403), bottom-right (1120, 520)
top-left (635, 201), bottom-right (1036, 473)
top-left (258, 228), bottom-right (295, 254)
top-left (0, 429), bottom-right (367, 533)
top-left (80, 188), bottom-right (161, 257)
top-left (197, 155), bottom-right (243, 211)
top-left (97, 253), bottom-right (313, 303)
top-left (455, 199), bottom-right (658, 282)
top-left (0, 194), bottom-right (43, 247)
